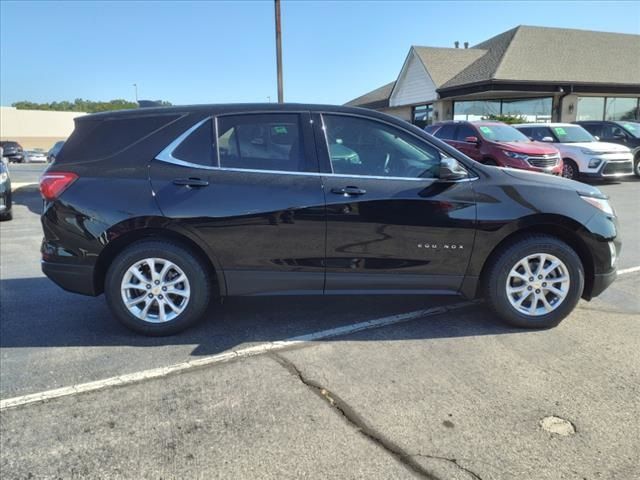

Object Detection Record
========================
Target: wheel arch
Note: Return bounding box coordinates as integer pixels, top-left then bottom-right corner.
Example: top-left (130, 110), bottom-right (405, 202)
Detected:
top-left (467, 219), bottom-right (595, 301)
top-left (93, 219), bottom-right (227, 297)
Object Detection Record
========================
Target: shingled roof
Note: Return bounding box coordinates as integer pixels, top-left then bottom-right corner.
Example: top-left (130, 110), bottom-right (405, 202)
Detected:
top-left (412, 46), bottom-right (486, 87)
top-left (441, 25), bottom-right (640, 90)
top-left (345, 81), bottom-right (395, 108)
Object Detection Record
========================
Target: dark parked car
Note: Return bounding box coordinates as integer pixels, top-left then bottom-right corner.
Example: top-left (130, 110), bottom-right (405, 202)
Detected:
top-left (428, 121), bottom-right (563, 175)
top-left (0, 161), bottom-right (12, 221)
top-left (0, 141), bottom-right (24, 163)
top-left (40, 104), bottom-right (619, 335)
top-left (47, 140), bottom-right (65, 163)
top-left (575, 121), bottom-right (640, 177)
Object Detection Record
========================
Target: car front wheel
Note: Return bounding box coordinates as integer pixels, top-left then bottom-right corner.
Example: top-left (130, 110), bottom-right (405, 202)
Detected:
top-left (562, 159), bottom-right (579, 180)
top-left (105, 240), bottom-right (212, 335)
top-left (485, 235), bottom-right (584, 329)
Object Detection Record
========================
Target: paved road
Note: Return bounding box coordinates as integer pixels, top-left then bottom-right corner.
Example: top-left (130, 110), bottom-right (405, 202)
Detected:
top-left (1, 167), bottom-right (639, 479)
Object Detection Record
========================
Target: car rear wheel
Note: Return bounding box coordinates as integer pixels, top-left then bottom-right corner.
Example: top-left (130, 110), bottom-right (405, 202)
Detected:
top-left (105, 240), bottom-right (212, 336)
top-left (485, 235), bottom-right (584, 329)
top-left (562, 159), bottom-right (579, 180)
top-left (634, 154), bottom-right (640, 178)
top-left (483, 158), bottom-right (498, 166)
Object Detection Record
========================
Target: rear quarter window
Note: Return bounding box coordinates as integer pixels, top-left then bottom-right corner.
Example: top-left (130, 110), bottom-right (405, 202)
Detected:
top-left (61, 114), bottom-right (181, 162)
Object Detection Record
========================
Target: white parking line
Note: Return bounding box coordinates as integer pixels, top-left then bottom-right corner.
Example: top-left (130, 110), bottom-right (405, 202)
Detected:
top-left (618, 266), bottom-right (640, 275)
top-left (0, 301), bottom-right (475, 411)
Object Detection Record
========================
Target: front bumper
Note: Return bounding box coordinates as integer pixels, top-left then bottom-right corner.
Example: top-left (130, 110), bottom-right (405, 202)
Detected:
top-left (42, 261), bottom-right (99, 296)
top-left (588, 268), bottom-right (618, 299)
top-left (581, 157), bottom-right (634, 178)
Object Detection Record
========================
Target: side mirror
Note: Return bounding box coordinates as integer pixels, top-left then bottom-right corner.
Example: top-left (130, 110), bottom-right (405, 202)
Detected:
top-left (613, 133), bottom-right (625, 140)
top-left (541, 136), bottom-right (554, 142)
top-left (439, 157), bottom-right (468, 181)
top-left (594, 136), bottom-right (600, 141)
top-left (464, 136), bottom-right (479, 145)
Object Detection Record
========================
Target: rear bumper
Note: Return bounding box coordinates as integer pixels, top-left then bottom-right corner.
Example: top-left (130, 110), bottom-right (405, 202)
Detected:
top-left (42, 261), bottom-right (99, 296)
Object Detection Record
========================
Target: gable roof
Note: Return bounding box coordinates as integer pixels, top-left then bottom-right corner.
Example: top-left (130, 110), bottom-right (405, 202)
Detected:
top-left (441, 25), bottom-right (640, 90)
top-left (412, 46), bottom-right (486, 87)
top-left (344, 81), bottom-right (395, 108)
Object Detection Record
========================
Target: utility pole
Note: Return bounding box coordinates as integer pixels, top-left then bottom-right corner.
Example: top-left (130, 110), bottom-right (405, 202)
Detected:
top-left (274, 0), bottom-right (283, 103)
top-left (132, 83), bottom-right (138, 103)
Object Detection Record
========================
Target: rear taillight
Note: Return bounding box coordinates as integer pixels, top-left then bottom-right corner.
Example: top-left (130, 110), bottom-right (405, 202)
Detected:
top-left (40, 172), bottom-right (78, 201)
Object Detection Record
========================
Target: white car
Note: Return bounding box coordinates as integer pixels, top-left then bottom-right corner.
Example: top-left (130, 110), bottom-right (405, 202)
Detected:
top-left (515, 123), bottom-right (634, 180)
top-left (23, 149), bottom-right (48, 163)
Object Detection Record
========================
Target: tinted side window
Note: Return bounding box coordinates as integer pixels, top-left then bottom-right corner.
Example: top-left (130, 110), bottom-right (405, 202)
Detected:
top-left (172, 119), bottom-right (215, 166)
top-left (322, 114), bottom-right (441, 179)
top-left (529, 127), bottom-right (555, 142)
top-left (217, 114), bottom-right (306, 172)
top-left (581, 123), bottom-right (602, 137)
top-left (602, 124), bottom-right (626, 139)
top-left (434, 124), bottom-right (456, 140)
top-left (455, 124), bottom-right (476, 141)
top-left (518, 127), bottom-right (532, 138)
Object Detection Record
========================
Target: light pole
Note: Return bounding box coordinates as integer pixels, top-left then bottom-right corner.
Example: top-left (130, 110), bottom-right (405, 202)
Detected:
top-left (274, 0), bottom-right (283, 103)
top-left (132, 83), bottom-right (138, 103)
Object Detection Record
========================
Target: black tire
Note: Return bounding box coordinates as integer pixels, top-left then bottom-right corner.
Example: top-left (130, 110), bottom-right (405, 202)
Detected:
top-left (0, 211), bottom-right (12, 221)
top-left (484, 234), bottom-right (584, 329)
top-left (562, 159), bottom-right (579, 180)
top-left (483, 158), bottom-right (499, 166)
top-left (105, 240), bottom-right (212, 336)
top-left (634, 154), bottom-right (640, 178)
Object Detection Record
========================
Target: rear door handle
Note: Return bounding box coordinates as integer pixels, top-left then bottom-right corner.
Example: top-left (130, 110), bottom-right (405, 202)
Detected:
top-left (173, 177), bottom-right (209, 188)
top-left (331, 186), bottom-right (367, 196)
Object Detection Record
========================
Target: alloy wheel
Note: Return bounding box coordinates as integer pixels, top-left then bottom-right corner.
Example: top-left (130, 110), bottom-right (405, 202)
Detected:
top-left (120, 257), bottom-right (191, 323)
top-left (506, 253), bottom-right (570, 316)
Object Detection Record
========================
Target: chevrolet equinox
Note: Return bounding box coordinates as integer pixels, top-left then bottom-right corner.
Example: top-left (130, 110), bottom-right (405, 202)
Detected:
top-left (40, 104), bottom-right (620, 335)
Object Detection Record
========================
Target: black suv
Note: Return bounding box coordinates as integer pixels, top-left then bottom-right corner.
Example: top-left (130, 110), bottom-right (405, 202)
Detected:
top-left (574, 121), bottom-right (640, 177)
top-left (40, 104), bottom-right (620, 335)
top-left (1, 141), bottom-right (24, 163)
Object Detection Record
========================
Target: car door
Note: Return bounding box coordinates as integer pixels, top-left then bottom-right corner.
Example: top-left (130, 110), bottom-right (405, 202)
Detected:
top-left (454, 124), bottom-right (482, 159)
top-left (314, 112), bottom-right (477, 294)
top-left (149, 111), bottom-right (326, 296)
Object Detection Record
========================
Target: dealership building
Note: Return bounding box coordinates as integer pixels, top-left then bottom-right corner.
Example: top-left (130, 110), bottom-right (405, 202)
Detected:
top-left (346, 26), bottom-right (640, 127)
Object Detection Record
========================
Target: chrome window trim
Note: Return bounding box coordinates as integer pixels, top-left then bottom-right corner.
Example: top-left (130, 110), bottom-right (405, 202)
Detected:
top-left (154, 113), bottom-right (476, 183)
top-left (155, 117), bottom-right (212, 165)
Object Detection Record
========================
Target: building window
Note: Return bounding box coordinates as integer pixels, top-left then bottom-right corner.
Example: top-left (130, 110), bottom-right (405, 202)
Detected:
top-left (453, 100), bottom-right (500, 121)
top-left (577, 96), bottom-right (640, 121)
top-left (576, 97), bottom-right (605, 121)
top-left (453, 98), bottom-right (552, 122)
top-left (412, 104), bottom-right (433, 128)
top-left (501, 98), bottom-right (552, 122)
top-left (605, 97), bottom-right (639, 121)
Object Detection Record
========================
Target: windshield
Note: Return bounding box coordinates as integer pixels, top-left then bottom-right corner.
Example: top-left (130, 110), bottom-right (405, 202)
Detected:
top-left (619, 122), bottom-right (640, 138)
top-left (551, 125), bottom-right (595, 143)
top-left (475, 124), bottom-right (530, 142)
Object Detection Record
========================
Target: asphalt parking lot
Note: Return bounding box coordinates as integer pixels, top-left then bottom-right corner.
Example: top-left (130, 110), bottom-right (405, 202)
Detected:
top-left (1, 164), bottom-right (639, 479)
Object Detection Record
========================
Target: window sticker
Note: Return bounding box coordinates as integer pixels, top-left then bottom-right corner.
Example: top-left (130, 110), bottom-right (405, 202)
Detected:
top-left (479, 126), bottom-right (492, 134)
top-left (554, 127), bottom-right (567, 136)
top-left (273, 126), bottom-right (288, 134)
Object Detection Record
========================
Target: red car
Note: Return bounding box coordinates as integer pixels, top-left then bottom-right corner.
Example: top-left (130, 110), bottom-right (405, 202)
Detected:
top-left (427, 121), bottom-right (563, 175)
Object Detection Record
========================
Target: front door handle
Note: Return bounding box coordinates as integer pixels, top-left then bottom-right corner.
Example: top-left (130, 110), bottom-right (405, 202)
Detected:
top-left (331, 186), bottom-right (367, 196)
top-left (173, 177), bottom-right (209, 188)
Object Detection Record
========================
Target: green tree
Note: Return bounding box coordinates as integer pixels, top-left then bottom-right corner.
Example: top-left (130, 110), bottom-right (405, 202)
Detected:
top-left (11, 98), bottom-right (172, 113)
top-left (481, 114), bottom-right (529, 125)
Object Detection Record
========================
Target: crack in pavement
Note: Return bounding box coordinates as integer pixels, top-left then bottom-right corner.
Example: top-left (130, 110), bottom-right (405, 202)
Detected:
top-left (410, 454), bottom-right (483, 480)
top-left (270, 352), bottom-right (483, 480)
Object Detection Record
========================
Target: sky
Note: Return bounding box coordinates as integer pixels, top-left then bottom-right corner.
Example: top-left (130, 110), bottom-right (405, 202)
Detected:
top-left (1, 0), bottom-right (639, 107)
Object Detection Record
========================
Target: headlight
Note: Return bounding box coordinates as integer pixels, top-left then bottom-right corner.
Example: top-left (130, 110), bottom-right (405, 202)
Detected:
top-left (579, 193), bottom-right (615, 216)
top-left (0, 172), bottom-right (7, 183)
top-left (502, 150), bottom-right (528, 161)
top-left (580, 148), bottom-right (600, 155)
top-left (588, 158), bottom-right (602, 168)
